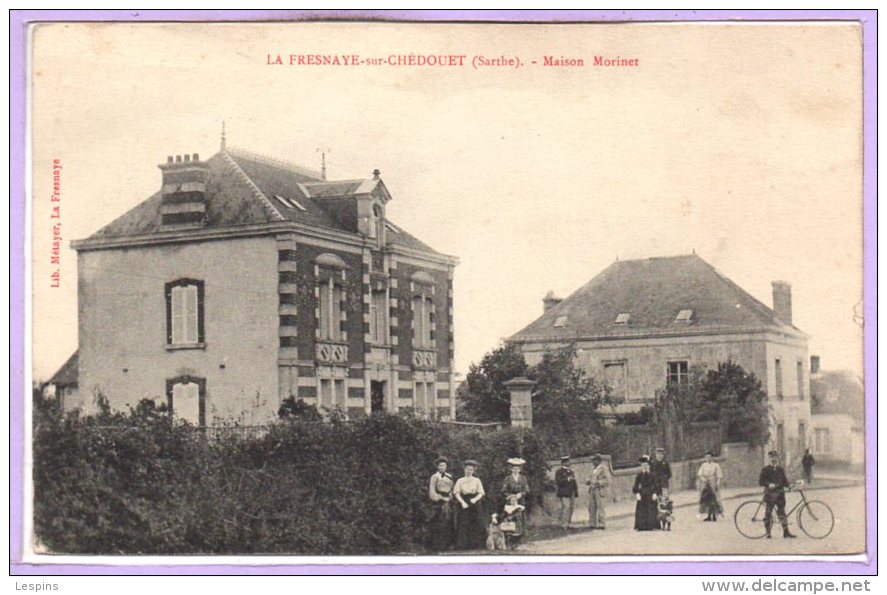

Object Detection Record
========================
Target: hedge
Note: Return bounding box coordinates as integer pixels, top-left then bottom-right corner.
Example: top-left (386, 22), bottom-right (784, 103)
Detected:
top-left (33, 400), bottom-right (546, 554)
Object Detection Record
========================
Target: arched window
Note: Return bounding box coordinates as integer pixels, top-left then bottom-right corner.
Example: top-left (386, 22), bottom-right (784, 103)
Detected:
top-left (316, 254), bottom-right (348, 342)
top-left (165, 278), bottom-right (205, 347)
top-left (410, 271), bottom-right (435, 349)
top-left (370, 289), bottom-right (387, 344)
top-left (166, 375), bottom-right (206, 426)
top-left (373, 203), bottom-right (385, 244)
top-left (412, 295), bottom-right (434, 349)
top-left (319, 279), bottom-right (343, 341)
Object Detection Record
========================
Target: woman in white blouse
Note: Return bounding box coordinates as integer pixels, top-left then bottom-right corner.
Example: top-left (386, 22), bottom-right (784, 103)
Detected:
top-left (696, 451), bottom-right (725, 518)
top-left (453, 459), bottom-right (487, 550)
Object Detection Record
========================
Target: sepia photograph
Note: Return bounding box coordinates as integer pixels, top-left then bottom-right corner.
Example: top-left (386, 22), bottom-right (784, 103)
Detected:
top-left (13, 9), bottom-right (875, 573)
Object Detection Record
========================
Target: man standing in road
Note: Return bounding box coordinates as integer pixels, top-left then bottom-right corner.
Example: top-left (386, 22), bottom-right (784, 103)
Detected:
top-left (759, 450), bottom-right (797, 539)
top-left (555, 455), bottom-right (579, 529)
top-left (586, 454), bottom-right (610, 530)
top-left (650, 446), bottom-right (672, 493)
top-left (802, 449), bottom-right (816, 485)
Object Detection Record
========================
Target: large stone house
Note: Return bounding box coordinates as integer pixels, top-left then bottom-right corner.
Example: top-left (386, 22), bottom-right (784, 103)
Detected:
top-left (507, 254), bottom-right (811, 466)
top-left (65, 139), bottom-right (458, 425)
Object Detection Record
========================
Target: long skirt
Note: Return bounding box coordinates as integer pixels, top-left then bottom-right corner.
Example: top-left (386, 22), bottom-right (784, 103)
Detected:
top-left (427, 502), bottom-right (455, 551)
top-left (634, 498), bottom-right (659, 531)
top-left (455, 501), bottom-right (487, 550)
top-left (699, 486), bottom-right (723, 516)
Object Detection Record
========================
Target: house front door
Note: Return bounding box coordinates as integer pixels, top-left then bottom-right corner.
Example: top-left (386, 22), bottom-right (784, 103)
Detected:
top-left (371, 381), bottom-right (385, 414)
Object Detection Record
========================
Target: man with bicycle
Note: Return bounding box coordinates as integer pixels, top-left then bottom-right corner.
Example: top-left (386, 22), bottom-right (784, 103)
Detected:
top-left (758, 450), bottom-right (797, 539)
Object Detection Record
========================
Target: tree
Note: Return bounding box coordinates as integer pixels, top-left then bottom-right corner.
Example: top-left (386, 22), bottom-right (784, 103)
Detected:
top-left (696, 360), bottom-right (770, 446)
top-left (531, 344), bottom-right (610, 424)
top-left (459, 343), bottom-right (530, 422)
top-left (460, 343), bottom-right (612, 455)
top-left (653, 365), bottom-right (706, 458)
top-left (529, 344), bottom-right (612, 455)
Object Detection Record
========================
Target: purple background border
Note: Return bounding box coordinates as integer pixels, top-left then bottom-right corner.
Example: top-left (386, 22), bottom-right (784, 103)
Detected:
top-left (8, 9), bottom-right (877, 576)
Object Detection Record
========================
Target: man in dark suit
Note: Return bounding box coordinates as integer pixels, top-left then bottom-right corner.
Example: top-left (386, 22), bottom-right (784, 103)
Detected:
top-left (555, 455), bottom-right (579, 529)
top-left (650, 447), bottom-right (672, 493)
top-left (758, 450), bottom-right (797, 539)
top-left (802, 449), bottom-right (816, 484)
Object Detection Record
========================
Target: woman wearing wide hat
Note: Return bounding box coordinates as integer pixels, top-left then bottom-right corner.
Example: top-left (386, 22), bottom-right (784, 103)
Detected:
top-left (500, 457), bottom-right (530, 542)
top-left (453, 459), bottom-right (487, 550)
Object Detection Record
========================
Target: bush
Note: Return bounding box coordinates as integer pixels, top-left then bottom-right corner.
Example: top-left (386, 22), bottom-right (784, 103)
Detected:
top-left (33, 401), bottom-right (547, 554)
top-left (277, 396), bottom-right (323, 422)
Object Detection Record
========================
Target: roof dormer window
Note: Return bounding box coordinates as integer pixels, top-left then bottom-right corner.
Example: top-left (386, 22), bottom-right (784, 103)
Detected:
top-left (553, 316), bottom-right (568, 328)
top-left (274, 194), bottom-right (307, 211)
top-left (274, 194), bottom-right (293, 208)
top-left (675, 309), bottom-right (694, 323)
top-left (614, 312), bottom-right (631, 325)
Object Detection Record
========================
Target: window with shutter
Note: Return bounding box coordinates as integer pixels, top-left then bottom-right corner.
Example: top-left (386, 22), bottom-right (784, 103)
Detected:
top-left (166, 376), bottom-right (206, 426)
top-left (166, 279), bottom-right (204, 348)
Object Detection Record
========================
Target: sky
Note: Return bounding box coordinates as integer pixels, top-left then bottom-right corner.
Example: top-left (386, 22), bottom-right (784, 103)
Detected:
top-left (30, 21), bottom-right (864, 382)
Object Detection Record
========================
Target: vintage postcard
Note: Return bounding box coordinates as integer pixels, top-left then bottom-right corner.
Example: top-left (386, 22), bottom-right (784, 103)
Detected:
top-left (12, 10), bottom-right (876, 575)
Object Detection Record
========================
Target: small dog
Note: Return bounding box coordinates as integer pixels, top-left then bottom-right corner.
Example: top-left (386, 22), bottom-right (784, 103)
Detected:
top-left (486, 513), bottom-right (507, 551)
top-left (658, 496), bottom-right (674, 531)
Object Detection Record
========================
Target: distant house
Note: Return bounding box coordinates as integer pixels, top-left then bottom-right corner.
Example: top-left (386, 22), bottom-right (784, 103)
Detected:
top-left (43, 350), bottom-right (79, 407)
top-left (65, 138), bottom-right (458, 425)
top-left (507, 254), bottom-right (812, 466)
top-left (809, 363), bottom-right (864, 467)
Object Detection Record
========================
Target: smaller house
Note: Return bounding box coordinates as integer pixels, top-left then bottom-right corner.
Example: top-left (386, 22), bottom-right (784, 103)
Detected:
top-left (809, 360), bottom-right (864, 469)
top-left (43, 351), bottom-right (79, 408)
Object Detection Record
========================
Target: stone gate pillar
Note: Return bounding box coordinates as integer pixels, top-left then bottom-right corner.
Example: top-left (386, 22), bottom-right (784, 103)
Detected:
top-left (503, 377), bottom-right (536, 428)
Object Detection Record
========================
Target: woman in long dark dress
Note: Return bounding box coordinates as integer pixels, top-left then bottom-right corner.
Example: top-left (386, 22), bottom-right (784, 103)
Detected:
top-left (427, 456), bottom-right (455, 551)
top-left (453, 460), bottom-right (487, 550)
top-left (632, 455), bottom-right (661, 531)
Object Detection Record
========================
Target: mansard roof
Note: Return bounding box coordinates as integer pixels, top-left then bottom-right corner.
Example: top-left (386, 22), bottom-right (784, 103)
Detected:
top-left (79, 147), bottom-right (441, 256)
top-left (509, 254), bottom-right (805, 343)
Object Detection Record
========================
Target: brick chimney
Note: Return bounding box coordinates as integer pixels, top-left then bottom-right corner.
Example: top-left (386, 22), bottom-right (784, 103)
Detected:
top-left (159, 153), bottom-right (209, 228)
top-left (771, 280), bottom-right (792, 326)
top-left (543, 290), bottom-right (563, 313)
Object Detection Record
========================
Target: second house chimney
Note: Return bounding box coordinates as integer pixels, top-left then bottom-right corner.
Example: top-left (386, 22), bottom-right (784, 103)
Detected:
top-left (772, 280), bottom-right (793, 326)
top-left (543, 290), bottom-right (563, 313)
top-left (810, 355), bottom-right (820, 375)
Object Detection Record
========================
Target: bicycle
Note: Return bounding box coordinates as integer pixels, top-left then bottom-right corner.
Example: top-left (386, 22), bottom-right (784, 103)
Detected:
top-left (733, 480), bottom-right (834, 539)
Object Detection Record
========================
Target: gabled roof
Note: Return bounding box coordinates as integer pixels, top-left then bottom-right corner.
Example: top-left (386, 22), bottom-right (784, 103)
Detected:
top-left (48, 351), bottom-right (78, 387)
top-left (81, 147), bottom-right (442, 255)
top-left (509, 254), bottom-right (804, 342)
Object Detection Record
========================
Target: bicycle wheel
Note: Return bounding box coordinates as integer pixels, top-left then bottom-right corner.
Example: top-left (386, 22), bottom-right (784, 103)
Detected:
top-left (734, 500), bottom-right (768, 539)
top-left (798, 500), bottom-right (834, 539)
